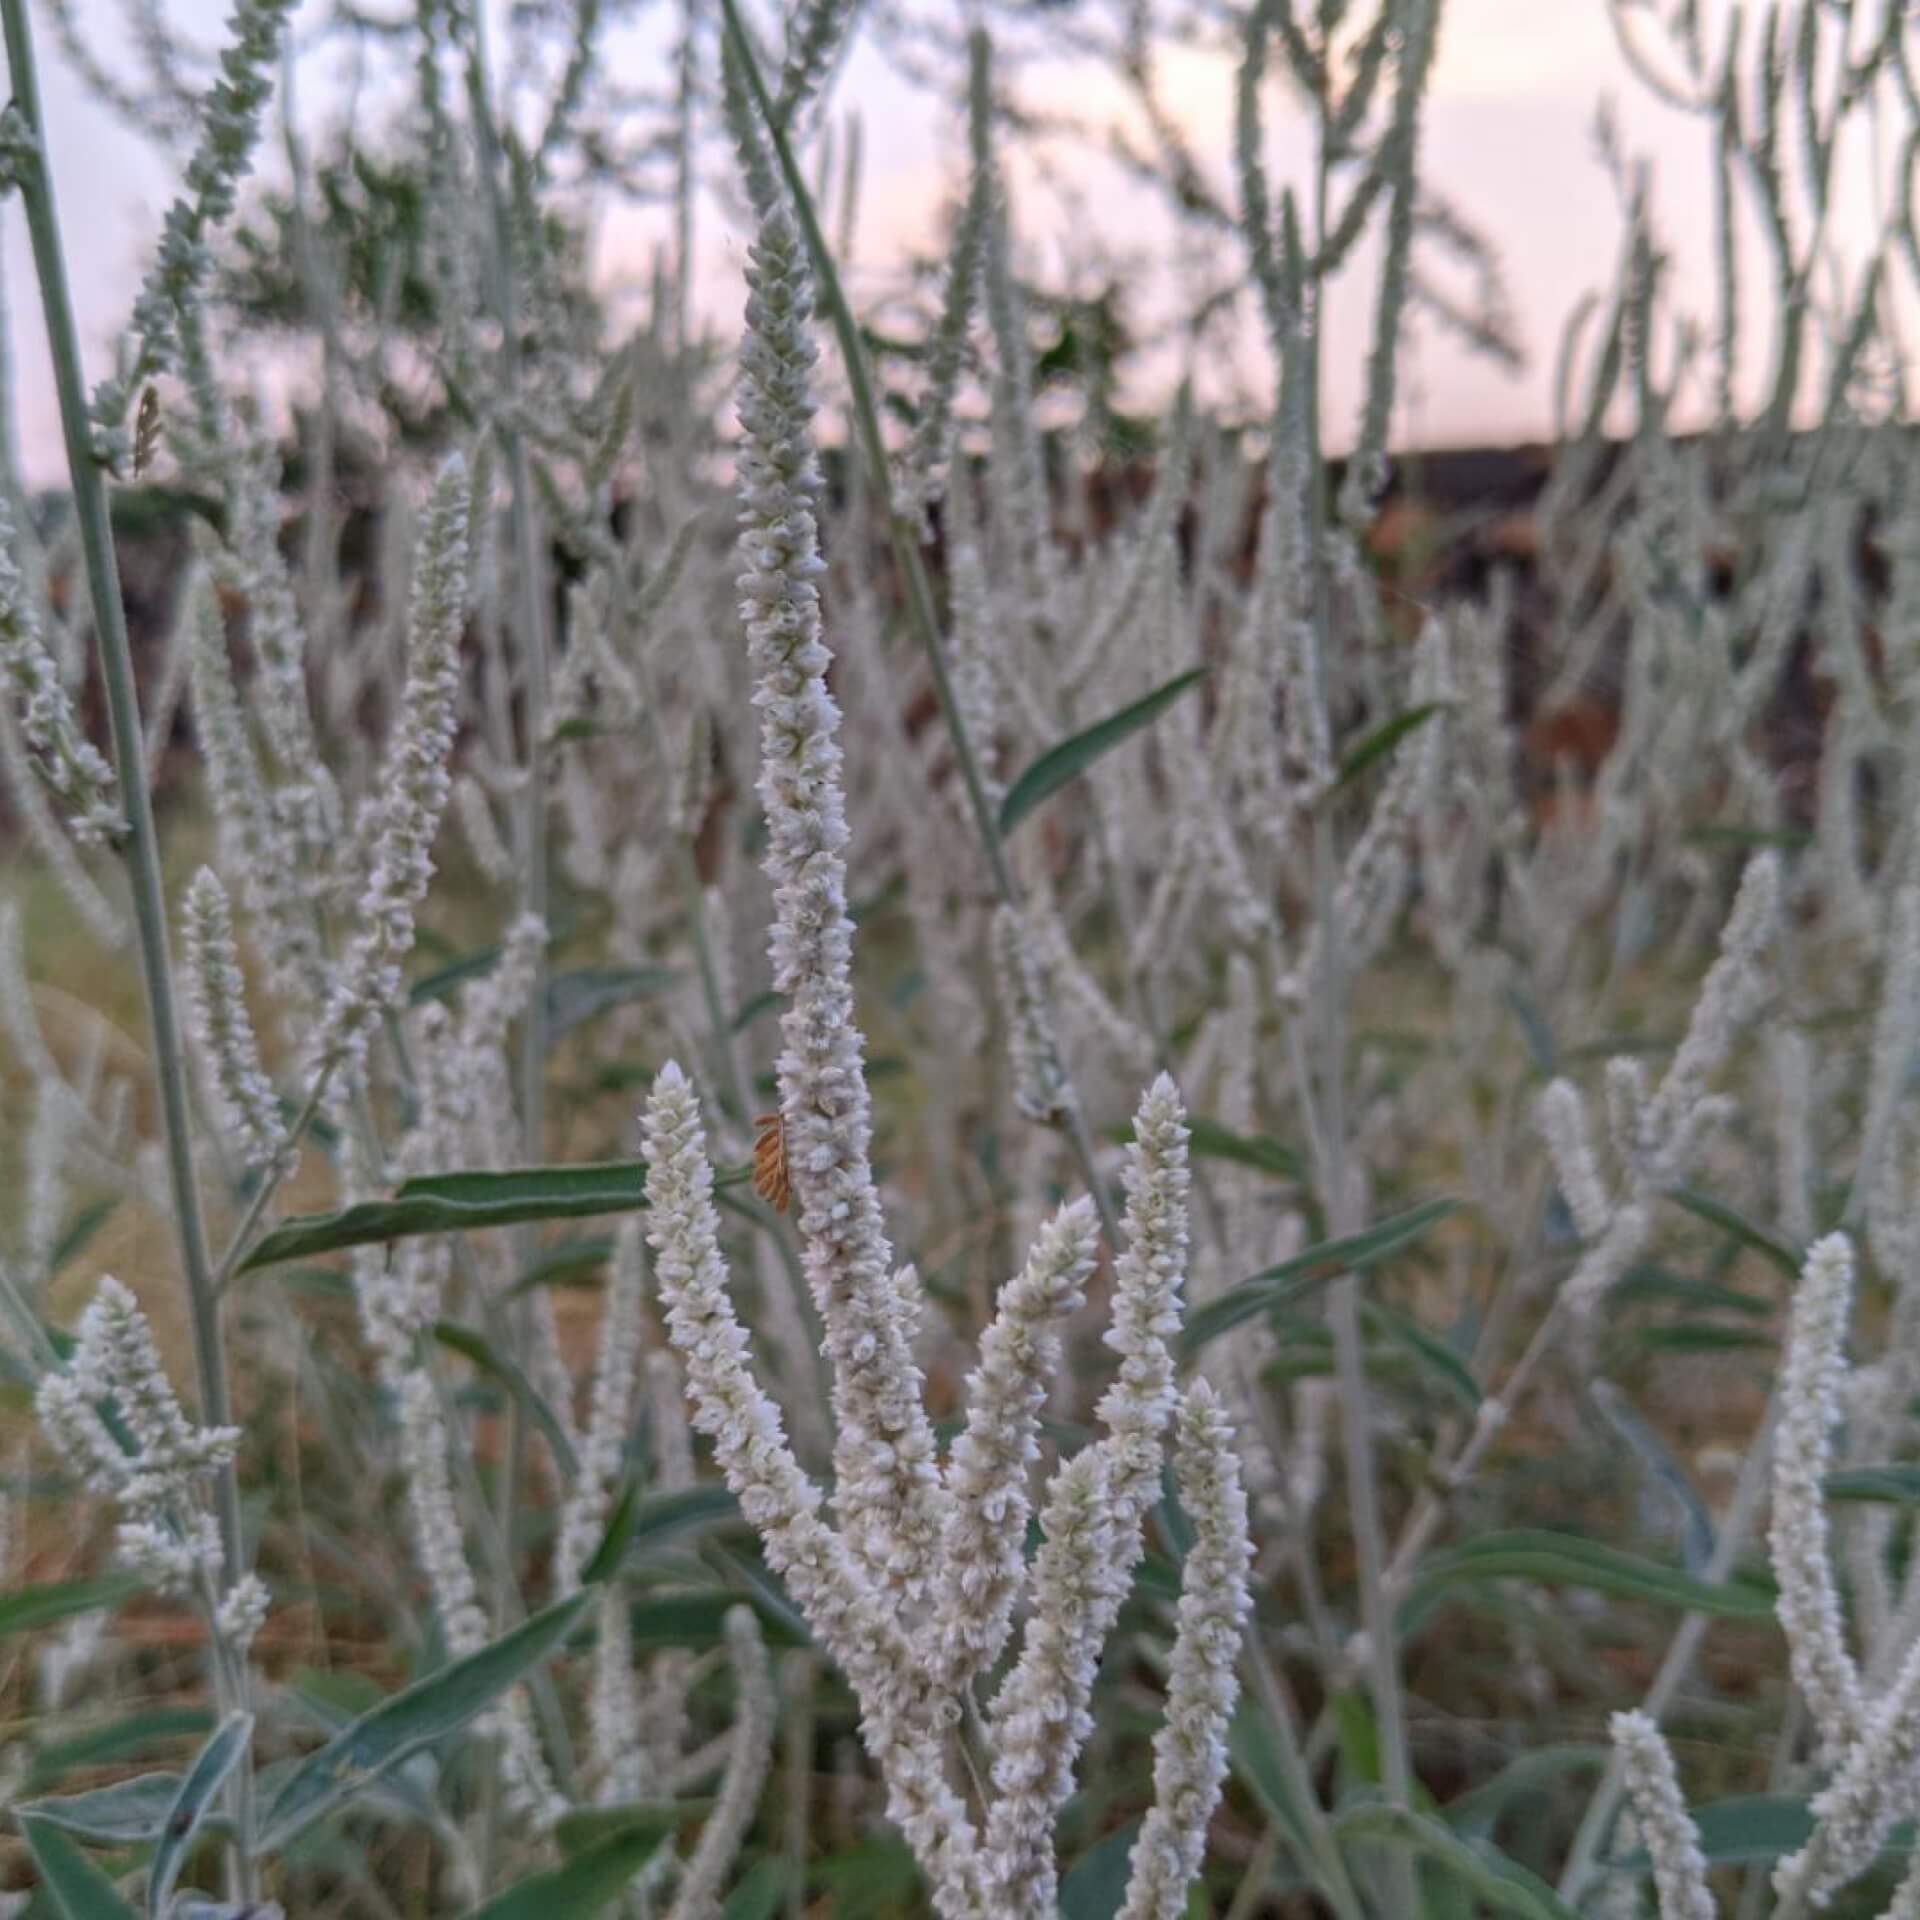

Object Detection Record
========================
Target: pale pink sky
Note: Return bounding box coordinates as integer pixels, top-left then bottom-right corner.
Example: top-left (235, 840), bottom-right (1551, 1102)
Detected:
top-left (1, 0), bottom-right (1888, 485)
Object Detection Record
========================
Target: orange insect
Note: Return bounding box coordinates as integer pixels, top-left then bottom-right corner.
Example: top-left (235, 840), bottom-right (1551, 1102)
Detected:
top-left (752, 1111), bottom-right (791, 1212)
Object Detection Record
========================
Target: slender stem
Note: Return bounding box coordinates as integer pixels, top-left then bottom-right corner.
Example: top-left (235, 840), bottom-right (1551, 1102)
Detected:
top-left (464, 6), bottom-right (552, 1635)
top-left (716, 0), bottom-right (1123, 1251)
top-left (3, 4), bottom-right (258, 1891)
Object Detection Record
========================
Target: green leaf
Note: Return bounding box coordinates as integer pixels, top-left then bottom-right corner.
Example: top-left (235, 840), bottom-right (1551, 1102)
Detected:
top-left (1333, 1805), bottom-right (1578, 1918)
top-left (624, 1486), bottom-right (741, 1566)
top-left (16, 1773), bottom-right (183, 1845)
top-left (1114, 1116), bottom-right (1304, 1183)
top-left (1826, 1465), bottom-right (1920, 1505)
top-left (240, 1163), bottom-right (749, 1273)
top-left (999, 666), bottom-right (1207, 835)
top-left (1326, 701), bottom-right (1448, 798)
top-left (553, 1801), bottom-right (714, 1856)
top-left (49, 1199), bottom-right (118, 1276)
top-left (510, 1236), bottom-right (615, 1295)
top-left (1666, 1187), bottom-right (1802, 1277)
top-left (545, 967), bottom-right (680, 1042)
top-left (410, 945), bottom-right (502, 1005)
top-left (27, 1707), bottom-right (212, 1792)
top-left (724, 1859), bottom-right (790, 1920)
top-left (1182, 1198), bottom-right (1460, 1355)
top-left (1363, 1303), bottom-right (1480, 1407)
top-left (0, 1573), bottom-right (139, 1641)
top-left (1402, 1529), bottom-right (1776, 1634)
top-left (430, 1321), bottom-right (578, 1478)
top-left (260, 1592), bottom-right (590, 1848)
top-left (18, 1814), bottom-right (139, 1920)
top-left (628, 1590), bottom-right (808, 1652)
top-left (148, 1712), bottom-right (253, 1913)
top-left (1442, 1746), bottom-right (1607, 1838)
top-left (1058, 1820), bottom-right (1143, 1920)
top-left (465, 1824), bottom-right (669, 1918)
top-left (1505, 985), bottom-right (1558, 1077)
top-left (1620, 1794), bottom-right (1813, 1867)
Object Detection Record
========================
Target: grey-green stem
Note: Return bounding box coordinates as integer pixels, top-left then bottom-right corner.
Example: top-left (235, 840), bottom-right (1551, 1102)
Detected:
top-left (1, 0), bottom-right (257, 1890)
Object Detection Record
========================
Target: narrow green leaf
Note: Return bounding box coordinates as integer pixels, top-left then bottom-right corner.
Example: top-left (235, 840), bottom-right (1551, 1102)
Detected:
top-left (553, 1801), bottom-right (714, 1856)
top-left (1621, 1794), bottom-right (1814, 1867)
top-left (1666, 1187), bottom-right (1802, 1277)
top-left (1326, 700), bottom-right (1448, 798)
top-left (1058, 1819), bottom-right (1143, 1920)
top-left (261, 1592), bottom-right (590, 1848)
top-left (581, 1483), bottom-right (640, 1588)
top-left (1182, 1198), bottom-right (1459, 1355)
top-left (545, 967), bottom-right (680, 1042)
top-left (16, 1773), bottom-right (182, 1845)
top-left (0, 1573), bottom-right (139, 1640)
top-left (430, 1321), bottom-right (578, 1479)
top-left (18, 1814), bottom-right (139, 1920)
top-left (465, 1824), bottom-right (668, 1918)
top-left (27, 1707), bottom-right (212, 1791)
top-left (1333, 1804), bottom-right (1578, 1919)
top-left (999, 666), bottom-right (1207, 835)
top-left (1112, 1116), bottom-right (1304, 1183)
top-left (410, 945), bottom-right (502, 1005)
top-left (628, 1591), bottom-right (808, 1652)
top-left (596, 1485), bottom-right (740, 1573)
top-left (1826, 1465), bottom-right (1920, 1505)
top-left (241, 1163), bottom-right (751, 1273)
top-left (1402, 1529), bottom-right (1777, 1632)
top-left (49, 1199), bottom-right (118, 1276)
top-left (1363, 1303), bottom-right (1480, 1407)
top-left (1442, 1746), bottom-right (1607, 1837)
top-left (148, 1712), bottom-right (253, 1913)
top-left (510, 1236), bottom-right (615, 1296)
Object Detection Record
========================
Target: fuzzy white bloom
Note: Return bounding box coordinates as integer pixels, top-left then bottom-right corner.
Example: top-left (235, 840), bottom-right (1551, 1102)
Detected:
top-left (1097, 1074), bottom-right (1192, 1496)
top-left (642, 1063), bottom-right (984, 1914)
top-left (1609, 1712), bottom-right (1715, 1920)
top-left (186, 565), bottom-right (321, 1006)
top-left (734, 198), bottom-right (943, 1604)
top-left (214, 1572), bottom-right (272, 1655)
top-left (554, 1220), bottom-right (646, 1595)
top-left (1633, 852), bottom-right (1778, 1183)
top-left (0, 497), bottom-right (123, 845)
top-left (590, 1587), bottom-right (648, 1805)
top-left (452, 772), bottom-right (516, 886)
top-left (0, 701), bottom-right (125, 946)
top-left (640, 1065), bottom-right (903, 1693)
top-left (309, 455), bottom-right (469, 1079)
top-left (1771, 1028), bottom-right (1816, 1246)
top-left (1565, 1203), bottom-right (1653, 1316)
top-left (667, 1606), bottom-right (775, 1920)
top-left (393, 1368), bottom-right (490, 1658)
top-left (1771, 1233), bottom-right (1865, 1762)
top-left (985, 1077), bottom-right (1191, 1917)
top-left (1775, 1616), bottom-right (1920, 1907)
top-left (181, 866), bottom-right (288, 1175)
top-left (1116, 1382), bottom-right (1253, 1920)
top-left (928, 1198), bottom-right (1099, 1690)
top-left (983, 1444), bottom-right (1124, 1919)
top-left (35, 1277), bottom-right (238, 1596)
top-left (992, 903), bottom-right (1075, 1124)
top-left (1537, 1078), bottom-right (1612, 1241)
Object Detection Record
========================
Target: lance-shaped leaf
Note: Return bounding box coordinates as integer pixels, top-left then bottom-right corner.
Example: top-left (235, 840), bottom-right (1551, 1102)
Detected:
top-left (1182, 1197), bottom-right (1460, 1355)
top-left (0, 1572), bottom-right (139, 1640)
top-left (1400, 1529), bottom-right (1777, 1634)
top-left (465, 1823), bottom-right (673, 1918)
top-left (1324, 700), bottom-right (1448, 799)
top-left (999, 666), bottom-right (1208, 835)
top-left (16, 1773), bottom-right (183, 1845)
top-left (1333, 1805), bottom-right (1578, 1918)
top-left (430, 1321), bottom-right (578, 1479)
top-left (238, 1162), bottom-right (750, 1273)
top-left (18, 1814), bottom-right (139, 1920)
top-left (148, 1712), bottom-right (253, 1913)
top-left (259, 1592), bottom-right (590, 1848)
top-left (1666, 1186), bottom-right (1803, 1276)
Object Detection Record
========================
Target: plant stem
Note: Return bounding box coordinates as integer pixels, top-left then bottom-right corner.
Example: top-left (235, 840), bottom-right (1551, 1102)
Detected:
top-left (1, 0), bottom-right (256, 1891)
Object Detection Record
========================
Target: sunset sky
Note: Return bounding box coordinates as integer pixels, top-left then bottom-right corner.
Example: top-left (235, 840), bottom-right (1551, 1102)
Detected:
top-left (0, 0), bottom-right (1889, 484)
